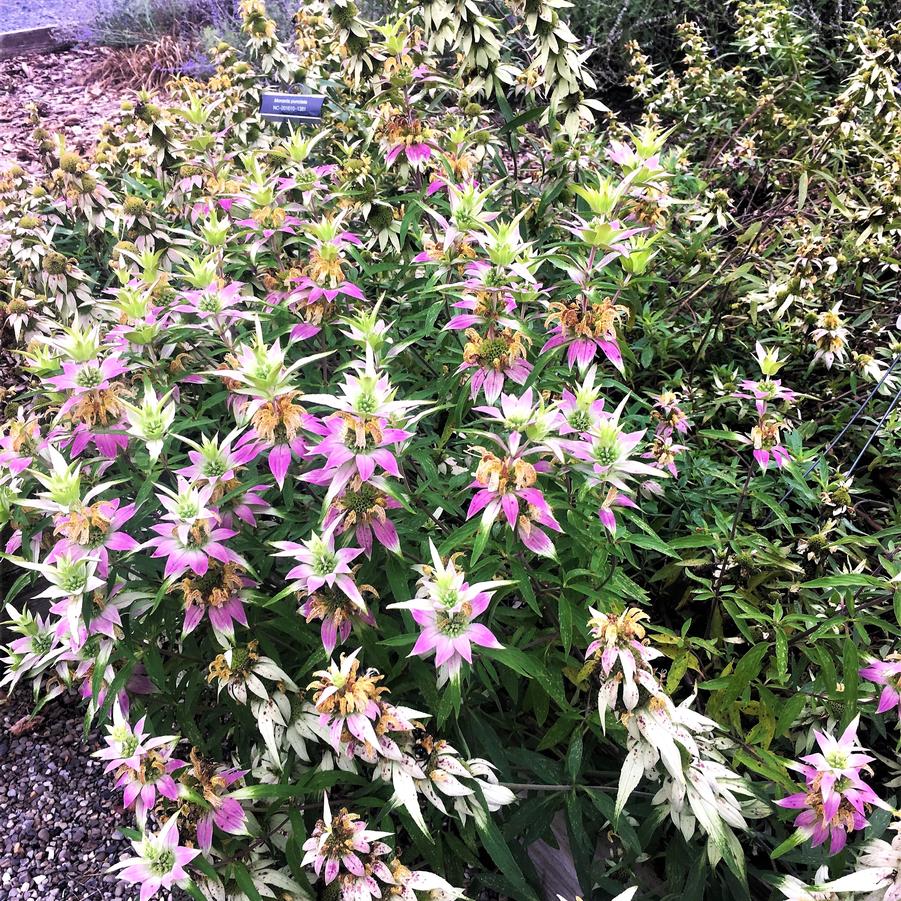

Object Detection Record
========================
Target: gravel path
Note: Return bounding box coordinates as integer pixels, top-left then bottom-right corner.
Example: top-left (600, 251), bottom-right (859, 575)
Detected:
top-left (2, 0), bottom-right (100, 33)
top-left (0, 691), bottom-right (181, 901)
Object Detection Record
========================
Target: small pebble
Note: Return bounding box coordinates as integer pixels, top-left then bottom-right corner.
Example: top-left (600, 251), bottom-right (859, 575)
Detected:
top-left (0, 692), bottom-right (184, 899)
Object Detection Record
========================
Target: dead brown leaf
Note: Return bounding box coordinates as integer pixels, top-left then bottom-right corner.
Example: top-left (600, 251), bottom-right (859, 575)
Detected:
top-left (8, 714), bottom-right (45, 736)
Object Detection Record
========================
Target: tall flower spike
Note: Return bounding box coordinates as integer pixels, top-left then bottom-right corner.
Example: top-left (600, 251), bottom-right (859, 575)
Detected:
top-left (47, 354), bottom-right (130, 418)
top-left (109, 815), bottom-right (199, 901)
top-left (114, 739), bottom-right (182, 823)
top-left (777, 715), bottom-right (886, 854)
top-left (94, 705), bottom-right (177, 774)
top-left (466, 432), bottom-right (562, 557)
top-left (303, 410), bottom-right (412, 504)
top-left (179, 750), bottom-right (248, 852)
top-left (542, 288), bottom-right (630, 373)
top-left (811, 304), bottom-right (850, 369)
top-left (570, 394), bottom-right (665, 533)
top-left (744, 416), bottom-right (790, 470)
top-left (302, 345), bottom-right (423, 421)
top-left (272, 524), bottom-right (367, 610)
top-left (0, 415), bottom-right (43, 476)
top-left (147, 483), bottom-right (244, 581)
top-left (458, 327), bottom-right (532, 404)
top-left (584, 606), bottom-right (662, 732)
top-left (324, 475), bottom-right (402, 558)
top-left (300, 796), bottom-right (392, 886)
top-left (50, 498), bottom-right (139, 578)
top-left (212, 317), bottom-right (329, 405)
top-left (122, 382), bottom-right (177, 462)
top-left (307, 649), bottom-right (387, 751)
top-left (557, 365), bottom-right (606, 435)
top-left (389, 540), bottom-right (510, 686)
top-left (175, 428), bottom-right (259, 493)
top-left (23, 445), bottom-right (85, 514)
top-left (179, 561), bottom-right (251, 641)
top-left (11, 552), bottom-right (105, 639)
top-left (860, 655), bottom-right (901, 717)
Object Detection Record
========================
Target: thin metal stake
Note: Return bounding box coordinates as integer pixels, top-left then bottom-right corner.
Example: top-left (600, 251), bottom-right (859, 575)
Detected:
top-left (774, 353), bottom-right (901, 509)
top-left (845, 376), bottom-right (901, 478)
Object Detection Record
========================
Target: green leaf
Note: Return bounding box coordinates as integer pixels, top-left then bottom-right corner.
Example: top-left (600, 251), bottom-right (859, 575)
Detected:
top-left (719, 643), bottom-right (768, 707)
top-left (377, 634), bottom-right (417, 648)
top-left (470, 509), bottom-right (494, 565)
top-left (182, 881), bottom-right (211, 901)
top-left (481, 646), bottom-right (569, 709)
top-left (775, 628), bottom-right (788, 680)
top-left (385, 554), bottom-right (411, 604)
top-left (620, 530), bottom-right (678, 559)
top-left (606, 569), bottom-right (651, 605)
top-left (815, 644), bottom-right (838, 693)
top-left (774, 693), bottom-right (806, 738)
top-left (801, 574), bottom-right (886, 589)
top-left (736, 220), bottom-right (762, 245)
top-left (558, 595), bottom-right (574, 654)
top-left (666, 652), bottom-right (691, 693)
top-left (91, 658), bottom-right (136, 735)
top-left (842, 639), bottom-right (859, 724)
top-left (399, 197), bottom-right (423, 246)
top-left (0, 571), bottom-right (34, 605)
top-left (498, 105), bottom-right (547, 135)
top-left (564, 790), bottom-right (592, 889)
top-left (142, 645), bottom-right (166, 691)
top-left (233, 864), bottom-right (264, 901)
top-left (565, 732), bottom-right (583, 782)
top-left (510, 559), bottom-right (540, 615)
top-left (583, 787), bottom-right (640, 852)
top-left (698, 428), bottom-right (746, 443)
top-left (473, 816), bottom-right (540, 901)
top-left (493, 80), bottom-right (516, 126)
top-left (733, 746), bottom-right (792, 792)
top-left (536, 714), bottom-right (576, 751)
top-left (231, 771), bottom-right (348, 800)
top-left (771, 829), bottom-right (808, 860)
top-left (437, 676), bottom-right (462, 725)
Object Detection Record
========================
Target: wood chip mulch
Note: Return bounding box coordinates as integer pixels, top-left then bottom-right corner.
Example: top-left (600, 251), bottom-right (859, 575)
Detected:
top-left (0, 46), bottom-right (129, 176)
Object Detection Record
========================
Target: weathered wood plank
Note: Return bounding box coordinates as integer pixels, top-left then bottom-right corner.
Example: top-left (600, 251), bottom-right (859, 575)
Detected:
top-left (0, 26), bottom-right (61, 60)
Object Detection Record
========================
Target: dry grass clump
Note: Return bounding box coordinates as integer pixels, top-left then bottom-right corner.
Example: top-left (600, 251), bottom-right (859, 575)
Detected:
top-left (88, 36), bottom-right (191, 89)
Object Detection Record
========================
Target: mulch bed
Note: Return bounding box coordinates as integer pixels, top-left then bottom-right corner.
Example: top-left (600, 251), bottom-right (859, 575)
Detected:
top-left (0, 46), bottom-right (128, 176)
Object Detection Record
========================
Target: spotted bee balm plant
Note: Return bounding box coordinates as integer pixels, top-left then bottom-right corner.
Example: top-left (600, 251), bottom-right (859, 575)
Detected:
top-left (2, 0), bottom-right (901, 899)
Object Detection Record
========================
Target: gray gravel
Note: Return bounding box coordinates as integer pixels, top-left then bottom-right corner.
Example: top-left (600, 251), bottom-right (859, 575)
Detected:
top-left (0, 692), bottom-right (181, 901)
top-left (1, 0), bottom-right (101, 34)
